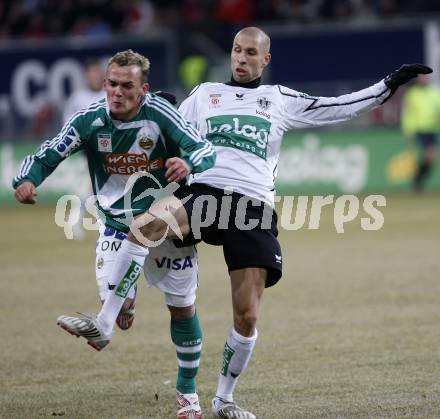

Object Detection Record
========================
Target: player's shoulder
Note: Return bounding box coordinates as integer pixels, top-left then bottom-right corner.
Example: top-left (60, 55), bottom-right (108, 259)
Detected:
top-left (66, 98), bottom-right (107, 127)
top-left (275, 84), bottom-right (318, 101)
top-left (185, 82), bottom-right (216, 96)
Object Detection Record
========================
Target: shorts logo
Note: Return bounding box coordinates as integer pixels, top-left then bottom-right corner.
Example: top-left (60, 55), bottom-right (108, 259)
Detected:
top-left (98, 133), bottom-right (112, 152)
top-left (275, 254), bottom-right (282, 264)
top-left (154, 256), bottom-right (193, 270)
top-left (115, 261), bottom-right (142, 297)
top-left (97, 257), bottom-right (104, 269)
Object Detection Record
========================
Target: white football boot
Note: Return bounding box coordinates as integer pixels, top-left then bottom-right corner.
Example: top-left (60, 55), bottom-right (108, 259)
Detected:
top-left (176, 391), bottom-right (203, 419)
top-left (57, 313), bottom-right (112, 351)
top-left (211, 397), bottom-right (256, 419)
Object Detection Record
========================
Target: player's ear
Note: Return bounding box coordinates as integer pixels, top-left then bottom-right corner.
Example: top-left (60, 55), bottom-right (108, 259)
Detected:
top-left (143, 83), bottom-right (150, 94)
top-left (263, 52), bottom-right (271, 67)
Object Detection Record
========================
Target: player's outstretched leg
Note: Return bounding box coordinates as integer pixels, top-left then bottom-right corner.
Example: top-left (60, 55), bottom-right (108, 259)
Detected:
top-left (57, 313), bottom-right (112, 351)
top-left (116, 295), bottom-right (136, 330)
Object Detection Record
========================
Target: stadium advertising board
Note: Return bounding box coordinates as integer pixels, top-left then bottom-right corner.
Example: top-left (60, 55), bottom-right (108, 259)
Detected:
top-left (277, 128), bottom-right (440, 193)
top-left (0, 35), bottom-right (175, 127)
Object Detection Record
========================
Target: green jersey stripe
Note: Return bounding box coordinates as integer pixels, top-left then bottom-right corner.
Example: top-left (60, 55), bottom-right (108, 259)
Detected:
top-left (148, 98), bottom-right (202, 143)
top-left (37, 103), bottom-right (106, 157)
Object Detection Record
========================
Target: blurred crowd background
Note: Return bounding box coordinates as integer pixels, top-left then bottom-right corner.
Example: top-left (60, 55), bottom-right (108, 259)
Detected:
top-left (1, 0), bottom-right (439, 40)
top-left (0, 0), bottom-right (438, 142)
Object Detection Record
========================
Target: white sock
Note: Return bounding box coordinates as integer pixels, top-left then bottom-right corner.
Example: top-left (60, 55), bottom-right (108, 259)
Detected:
top-left (97, 239), bottom-right (148, 334)
top-left (216, 327), bottom-right (258, 402)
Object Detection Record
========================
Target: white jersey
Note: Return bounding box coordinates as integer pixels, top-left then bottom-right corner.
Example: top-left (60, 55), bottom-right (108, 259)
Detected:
top-left (179, 80), bottom-right (390, 206)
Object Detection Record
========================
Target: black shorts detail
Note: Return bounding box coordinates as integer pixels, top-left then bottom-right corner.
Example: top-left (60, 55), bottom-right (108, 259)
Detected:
top-left (174, 183), bottom-right (282, 287)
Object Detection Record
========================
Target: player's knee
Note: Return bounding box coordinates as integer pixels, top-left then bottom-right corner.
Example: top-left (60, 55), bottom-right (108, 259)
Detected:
top-left (168, 304), bottom-right (196, 320)
top-left (234, 310), bottom-right (257, 335)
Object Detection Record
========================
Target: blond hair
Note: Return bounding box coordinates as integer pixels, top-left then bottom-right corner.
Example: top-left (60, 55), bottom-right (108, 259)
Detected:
top-left (107, 49), bottom-right (150, 83)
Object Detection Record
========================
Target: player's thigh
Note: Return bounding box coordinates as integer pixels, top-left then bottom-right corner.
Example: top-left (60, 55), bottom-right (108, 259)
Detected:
top-left (143, 239), bottom-right (199, 307)
top-left (134, 196), bottom-right (190, 240)
top-left (96, 225), bottom-right (136, 300)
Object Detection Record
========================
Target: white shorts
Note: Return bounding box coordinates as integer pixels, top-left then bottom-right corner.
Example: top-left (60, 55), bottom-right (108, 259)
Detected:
top-left (95, 223), bottom-right (198, 307)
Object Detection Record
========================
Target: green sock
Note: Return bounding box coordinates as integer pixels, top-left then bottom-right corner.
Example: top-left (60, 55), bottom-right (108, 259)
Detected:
top-left (171, 313), bottom-right (202, 394)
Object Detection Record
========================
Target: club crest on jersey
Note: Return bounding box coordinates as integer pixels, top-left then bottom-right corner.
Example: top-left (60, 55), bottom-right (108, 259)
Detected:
top-left (209, 94), bottom-right (222, 108)
top-left (136, 127), bottom-right (158, 152)
top-left (139, 137), bottom-right (154, 150)
top-left (98, 133), bottom-right (112, 152)
top-left (257, 96), bottom-right (271, 111)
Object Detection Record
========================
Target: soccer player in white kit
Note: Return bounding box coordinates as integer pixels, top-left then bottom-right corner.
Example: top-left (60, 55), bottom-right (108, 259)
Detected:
top-left (61, 28), bottom-right (431, 418)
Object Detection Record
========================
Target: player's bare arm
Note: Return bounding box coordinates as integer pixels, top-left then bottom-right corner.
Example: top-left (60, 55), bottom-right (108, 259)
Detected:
top-left (15, 181), bottom-right (37, 204)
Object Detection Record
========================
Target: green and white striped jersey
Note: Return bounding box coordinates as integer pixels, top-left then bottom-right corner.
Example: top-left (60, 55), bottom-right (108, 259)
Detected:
top-left (14, 93), bottom-right (215, 232)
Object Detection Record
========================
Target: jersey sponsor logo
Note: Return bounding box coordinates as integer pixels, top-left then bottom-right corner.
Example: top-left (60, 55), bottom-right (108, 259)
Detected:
top-left (103, 153), bottom-right (164, 175)
top-left (154, 256), bottom-right (194, 270)
top-left (56, 127), bottom-right (81, 157)
top-left (98, 133), bottom-right (112, 152)
top-left (206, 115), bottom-right (271, 159)
top-left (257, 96), bottom-right (271, 110)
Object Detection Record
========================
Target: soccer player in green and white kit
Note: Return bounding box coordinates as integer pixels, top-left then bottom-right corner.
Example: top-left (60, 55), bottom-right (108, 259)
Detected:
top-left (13, 50), bottom-right (215, 419)
top-left (59, 30), bottom-right (431, 419)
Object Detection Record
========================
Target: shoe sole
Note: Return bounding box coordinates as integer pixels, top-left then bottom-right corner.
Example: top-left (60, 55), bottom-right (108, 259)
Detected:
top-left (57, 321), bottom-right (106, 352)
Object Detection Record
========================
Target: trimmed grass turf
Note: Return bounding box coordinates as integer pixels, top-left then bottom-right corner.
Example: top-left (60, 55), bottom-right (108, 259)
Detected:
top-left (1, 193), bottom-right (439, 418)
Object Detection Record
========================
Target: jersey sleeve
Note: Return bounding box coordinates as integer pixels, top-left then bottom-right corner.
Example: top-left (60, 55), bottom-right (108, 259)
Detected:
top-left (278, 80), bottom-right (390, 130)
top-left (12, 114), bottom-right (85, 189)
top-left (149, 93), bottom-right (215, 174)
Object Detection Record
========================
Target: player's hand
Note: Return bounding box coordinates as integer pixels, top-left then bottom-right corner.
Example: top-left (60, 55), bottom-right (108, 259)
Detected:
top-left (165, 157), bottom-right (190, 183)
top-left (384, 64), bottom-right (432, 93)
top-left (15, 181), bottom-right (37, 204)
top-left (154, 91), bottom-right (177, 106)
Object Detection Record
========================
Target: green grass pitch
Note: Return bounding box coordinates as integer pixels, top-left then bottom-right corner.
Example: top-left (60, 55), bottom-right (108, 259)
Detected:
top-left (1, 193), bottom-right (439, 418)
